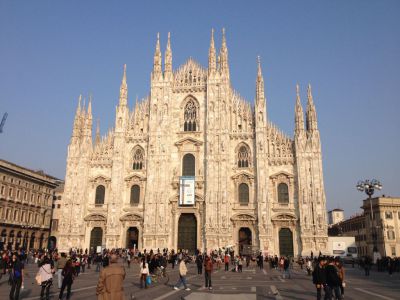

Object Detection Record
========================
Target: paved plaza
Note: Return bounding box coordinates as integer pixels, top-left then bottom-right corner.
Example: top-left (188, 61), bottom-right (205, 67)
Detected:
top-left (1, 261), bottom-right (399, 300)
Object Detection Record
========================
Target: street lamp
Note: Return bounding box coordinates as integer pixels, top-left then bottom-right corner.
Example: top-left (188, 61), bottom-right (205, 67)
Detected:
top-left (356, 179), bottom-right (382, 254)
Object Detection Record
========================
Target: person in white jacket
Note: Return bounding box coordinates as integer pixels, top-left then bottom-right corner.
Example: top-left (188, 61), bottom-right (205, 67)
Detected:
top-left (140, 258), bottom-right (149, 289)
top-left (38, 255), bottom-right (54, 300)
top-left (174, 258), bottom-right (190, 291)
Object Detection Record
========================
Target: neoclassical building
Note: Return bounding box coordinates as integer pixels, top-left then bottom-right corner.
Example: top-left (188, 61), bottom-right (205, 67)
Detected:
top-left (0, 159), bottom-right (60, 251)
top-left (57, 30), bottom-right (328, 256)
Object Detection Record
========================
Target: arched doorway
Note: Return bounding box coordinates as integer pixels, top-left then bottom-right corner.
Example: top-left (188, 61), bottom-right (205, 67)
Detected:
top-left (48, 236), bottom-right (57, 251)
top-left (1, 229), bottom-right (7, 250)
top-left (23, 232), bottom-right (29, 250)
top-left (238, 227), bottom-right (252, 255)
top-left (279, 228), bottom-right (294, 257)
top-left (8, 230), bottom-right (15, 250)
top-left (178, 213), bottom-right (197, 253)
top-left (29, 232), bottom-right (35, 249)
top-left (16, 231), bottom-right (22, 250)
top-left (126, 227), bottom-right (139, 249)
top-left (90, 227), bottom-right (103, 251)
top-left (39, 233), bottom-right (45, 249)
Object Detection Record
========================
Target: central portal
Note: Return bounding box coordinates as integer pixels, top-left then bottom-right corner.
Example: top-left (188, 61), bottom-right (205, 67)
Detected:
top-left (239, 227), bottom-right (252, 255)
top-left (126, 227), bottom-right (139, 249)
top-left (178, 213), bottom-right (197, 253)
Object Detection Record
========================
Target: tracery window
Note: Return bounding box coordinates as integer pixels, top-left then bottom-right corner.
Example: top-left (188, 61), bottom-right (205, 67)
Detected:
top-left (184, 99), bottom-right (198, 131)
top-left (182, 154), bottom-right (195, 176)
top-left (238, 183), bottom-right (249, 204)
top-left (95, 185), bottom-right (105, 205)
top-left (238, 146), bottom-right (250, 168)
top-left (132, 148), bottom-right (144, 170)
top-left (278, 183), bottom-right (289, 203)
top-left (130, 185), bottom-right (140, 205)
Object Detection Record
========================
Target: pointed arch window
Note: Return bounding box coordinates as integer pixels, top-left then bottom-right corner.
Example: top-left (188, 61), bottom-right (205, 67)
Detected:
top-left (130, 185), bottom-right (140, 205)
top-left (95, 185), bottom-right (105, 205)
top-left (132, 148), bottom-right (144, 170)
top-left (238, 145), bottom-right (250, 168)
top-left (238, 183), bottom-right (249, 204)
top-left (184, 99), bottom-right (198, 131)
top-left (278, 183), bottom-right (289, 203)
top-left (182, 154), bottom-right (195, 176)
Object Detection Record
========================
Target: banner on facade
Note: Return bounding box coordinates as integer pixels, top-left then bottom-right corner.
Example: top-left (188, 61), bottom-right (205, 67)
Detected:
top-left (179, 176), bottom-right (195, 205)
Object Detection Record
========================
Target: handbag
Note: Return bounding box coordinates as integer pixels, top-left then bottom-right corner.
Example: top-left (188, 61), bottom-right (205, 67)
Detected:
top-left (35, 271), bottom-right (42, 285)
top-left (146, 275), bottom-right (151, 286)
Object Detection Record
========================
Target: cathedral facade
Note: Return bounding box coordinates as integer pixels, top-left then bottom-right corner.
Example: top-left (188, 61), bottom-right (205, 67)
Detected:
top-left (57, 30), bottom-right (328, 256)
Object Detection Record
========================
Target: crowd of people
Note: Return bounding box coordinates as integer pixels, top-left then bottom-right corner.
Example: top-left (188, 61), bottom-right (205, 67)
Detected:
top-left (0, 247), bottom-right (399, 300)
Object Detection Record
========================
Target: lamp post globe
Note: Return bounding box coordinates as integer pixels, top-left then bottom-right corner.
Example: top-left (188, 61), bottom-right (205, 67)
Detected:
top-left (356, 179), bottom-right (383, 256)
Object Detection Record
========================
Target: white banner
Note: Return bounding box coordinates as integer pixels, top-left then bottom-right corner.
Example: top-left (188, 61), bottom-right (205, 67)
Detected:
top-left (179, 176), bottom-right (195, 205)
top-left (333, 241), bottom-right (346, 255)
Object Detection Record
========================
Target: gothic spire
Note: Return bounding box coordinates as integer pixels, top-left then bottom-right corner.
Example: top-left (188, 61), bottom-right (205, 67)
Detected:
top-left (87, 94), bottom-right (92, 120)
top-left (306, 84), bottom-right (318, 131)
top-left (72, 94), bottom-right (82, 138)
top-left (152, 32), bottom-right (162, 79)
top-left (208, 28), bottom-right (216, 74)
top-left (219, 28), bottom-right (229, 76)
top-left (119, 64), bottom-right (128, 106)
top-left (95, 118), bottom-right (101, 146)
top-left (295, 84), bottom-right (305, 134)
top-left (256, 56), bottom-right (265, 105)
top-left (164, 32), bottom-right (172, 79)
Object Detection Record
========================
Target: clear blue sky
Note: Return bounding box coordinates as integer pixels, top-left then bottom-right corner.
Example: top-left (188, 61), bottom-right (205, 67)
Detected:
top-left (0, 1), bottom-right (399, 217)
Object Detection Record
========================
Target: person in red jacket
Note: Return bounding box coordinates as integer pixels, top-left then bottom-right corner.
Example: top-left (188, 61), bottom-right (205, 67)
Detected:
top-left (224, 254), bottom-right (230, 271)
top-left (204, 255), bottom-right (213, 290)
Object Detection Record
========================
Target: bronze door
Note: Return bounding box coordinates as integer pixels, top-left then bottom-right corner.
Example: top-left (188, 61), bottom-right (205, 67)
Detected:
top-left (279, 228), bottom-right (294, 257)
top-left (239, 227), bottom-right (252, 255)
top-left (90, 227), bottom-right (103, 250)
top-left (126, 227), bottom-right (139, 249)
top-left (178, 214), bottom-right (197, 253)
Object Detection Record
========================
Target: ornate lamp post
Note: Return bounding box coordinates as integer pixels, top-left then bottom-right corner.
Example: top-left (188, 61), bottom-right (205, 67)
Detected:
top-left (356, 179), bottom-right (382, 254)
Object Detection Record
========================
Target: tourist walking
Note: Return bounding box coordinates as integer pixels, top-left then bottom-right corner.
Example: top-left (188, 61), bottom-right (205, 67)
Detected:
top-left (224, 254), bottom-right (230, 271)
top-left (38, 255), bottom-right (54, 300)
top-left (196, 254), bottom-right (203, 274)
top-left (139, 258), bottom-right (149, 289)
top-left (204, 255), bottom-right (213, 290)
top-left (9, 254), bottom-right (24, 300)
top-left (58, 260), bottom-right (76, 300)
top-left (174, 258), bottom-right (190, 291)
top-left (96, 254), bottom-right (126, 300)
top-left (238, 256), bottom-right (243, 272)
top-left (56, 253), bottom-right (67, 289)
top-left (312, 257), bottom-right (327, 300)
top-left (325, 258), bottom-right (341, 300)
top-left (364, 256), bottom-right (371, 276)
top-left (283, 257), bottom-right (290, 279)
top-left (336, 260), bottom-right (345, 298)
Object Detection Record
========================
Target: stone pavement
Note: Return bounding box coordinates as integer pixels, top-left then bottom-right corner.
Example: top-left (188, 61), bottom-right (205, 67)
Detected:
top-left (1, 261), bottom-right (399, 299)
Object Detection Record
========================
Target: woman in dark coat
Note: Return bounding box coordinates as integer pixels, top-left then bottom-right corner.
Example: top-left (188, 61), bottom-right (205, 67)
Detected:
top-left (58, 260), bottom-right (76, 300)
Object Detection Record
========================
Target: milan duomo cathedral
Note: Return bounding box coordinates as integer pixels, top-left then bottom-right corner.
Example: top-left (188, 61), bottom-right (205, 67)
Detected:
top-left (57, 29), bottom-right (328, 256)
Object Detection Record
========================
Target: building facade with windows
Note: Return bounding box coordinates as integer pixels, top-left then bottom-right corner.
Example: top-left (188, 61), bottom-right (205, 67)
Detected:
top-left (57, 30), bottom-right (328, 255)
top-left (328, 196), bottom-right (400, 258)
top-left (328, 208), bottom-right (345, 225)
top-left (0, 159), bottom-right (60, 251)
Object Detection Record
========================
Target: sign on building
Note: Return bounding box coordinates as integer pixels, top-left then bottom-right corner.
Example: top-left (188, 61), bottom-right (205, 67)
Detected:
top-left (179, 176), bottom-right (195, 205)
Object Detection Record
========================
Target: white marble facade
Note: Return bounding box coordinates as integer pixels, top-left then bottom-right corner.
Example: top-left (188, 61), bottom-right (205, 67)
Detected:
top-left (57, 30), bottom-right (328, 256)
